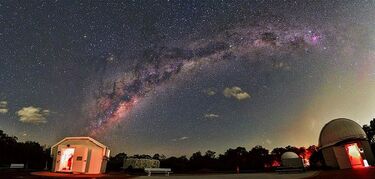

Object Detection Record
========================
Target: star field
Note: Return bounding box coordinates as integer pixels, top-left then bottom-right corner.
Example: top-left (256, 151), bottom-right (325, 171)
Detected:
top-left (0, 0), bottom-right (375, 156)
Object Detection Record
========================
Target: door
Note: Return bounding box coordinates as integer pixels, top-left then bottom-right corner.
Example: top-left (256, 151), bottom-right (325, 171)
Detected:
top-left (333, 146), bottom-right (351, 169)
top-left (345, 143), bottom-right (363, 168)
top-left (57, 147), bottom-right (75, 172)
top-left (72, 147), bottom-right (89, 173)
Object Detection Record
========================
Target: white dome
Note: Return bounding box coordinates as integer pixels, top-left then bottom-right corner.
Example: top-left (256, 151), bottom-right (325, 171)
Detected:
top-left (281, 152), bottom-right (299, 159)
top-left (319, 118), bottom-right (367, 148)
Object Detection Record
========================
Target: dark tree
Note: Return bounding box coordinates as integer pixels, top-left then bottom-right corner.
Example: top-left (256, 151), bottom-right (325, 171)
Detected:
top-left (363, 118), bottom-right (375, 143)
top-left (203, 150), bottom-right (217, 170)
top-left (189, 151), bottom-right (204, 170)
top-left (152, 153), bottom-right (160, 160)
top-left (271, 147), bottom-right (288, 163)
top-left (160, 156), bottom-right (189, 172)
top-left (309, 150), bottom-right (324, 169)
top-left (248, 145), bottom-right (271, 170)
top-left (107, 152), bottom-right (127, 171)
top-left (0, 130), bottom-right (50, 169)
top-left (363, 118), bottom-right (375, 156)
top-left (218, 147), bottom-right (248, 171)
top-left (131, 154), bottom-right (152, 159)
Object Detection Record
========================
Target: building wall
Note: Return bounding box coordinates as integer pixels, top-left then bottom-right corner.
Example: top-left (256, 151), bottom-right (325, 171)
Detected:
top-left (51, 139), bottom-right (106, 174)
top-left (322, 140), bottom-right (375, 169)
top-left (360, 140), bottom-right (375, 165)
top-left (123, 158), bottom-right (161, 169)
top-left (71, 146), bottom-right (88, 173)
top-left (322, 147), bottom-right (339, 168)
top-left (281, 158), bottom-right (304, 168)
top-left (85, 149), bottom-right (92, 173)
top-left (100, 149), bottom-right (109, 173)
top-left (51, 146), bottom-right (58, 172)
top-left (86, 147), bottom-right (103, 174)
top-left (333, 146), bottom-right (351, 169)
top-left (100, 159), bottom-right (108, 173)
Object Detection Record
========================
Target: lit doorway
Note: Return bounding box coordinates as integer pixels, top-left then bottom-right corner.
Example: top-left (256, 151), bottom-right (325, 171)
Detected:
top-left (58, 148), bottom-right (75, 172)
top-left (345, 143), bottom-right (363, 168)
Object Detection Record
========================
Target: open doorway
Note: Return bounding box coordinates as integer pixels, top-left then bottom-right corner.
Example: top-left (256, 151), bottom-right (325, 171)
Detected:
top-left (345, 143), bottom-right (363, 168)
top-left (58, 148), bottom-right (75, 172)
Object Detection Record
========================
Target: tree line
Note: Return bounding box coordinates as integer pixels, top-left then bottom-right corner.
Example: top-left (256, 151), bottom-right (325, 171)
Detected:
top-left (1, 118), bottom-right (374, 171)
top-left (363, 118), bottom-right (375, 154)
top-left (107, 118), bottom-right (375, 172)
top-left (107, 145), bottom-right (320, 172)
top-left (0, 130), bottom-right (51, 169)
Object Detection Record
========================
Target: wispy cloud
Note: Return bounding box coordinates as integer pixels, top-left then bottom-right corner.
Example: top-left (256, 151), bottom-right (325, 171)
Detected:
top-left (273, 62), bottom-right (291, 70)
top-left (223, 86), bottom-right (250, 100)
top-left (204, 113), bottom-right (219, 119)
top-left (179, 136), bottom-right (189, 140)
top-left (0, 101), bottom-right (8, 114)
top-left (0, 109), bottom-right (8, 113)
top-left (203, 88), bottom-right (217, 96)
top-left (16, 106), bottom-right (50, 124)
top-left (171, 136), bottom-right (189, 142)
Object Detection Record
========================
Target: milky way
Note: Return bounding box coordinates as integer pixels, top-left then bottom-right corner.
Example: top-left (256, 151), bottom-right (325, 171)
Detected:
top-left (85, 17), bottom-right (328, 135)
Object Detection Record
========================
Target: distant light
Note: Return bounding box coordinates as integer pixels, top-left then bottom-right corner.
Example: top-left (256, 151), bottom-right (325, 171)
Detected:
top-left (363, 159), bottom-right (369, 167)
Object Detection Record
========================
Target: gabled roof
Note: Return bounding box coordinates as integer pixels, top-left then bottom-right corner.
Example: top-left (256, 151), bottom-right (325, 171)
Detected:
top-left (51, 136), bottom-right (107, 150)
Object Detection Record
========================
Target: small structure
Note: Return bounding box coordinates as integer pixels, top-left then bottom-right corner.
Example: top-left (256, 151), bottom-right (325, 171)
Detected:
top-left (123, 158), bottom-right (160, 169)
top-left (144, 168), bottom-right (172, 176)
top-left (319, 118), bottom-right (375, 169)
top-left (51, 137), bottom-right (110, 174)
top-left (10, 163), bottom-right (25, 169)
top-left (281, 152), bottom-right (304, 168)
top-left (276, 152), bottom-right (304, 173)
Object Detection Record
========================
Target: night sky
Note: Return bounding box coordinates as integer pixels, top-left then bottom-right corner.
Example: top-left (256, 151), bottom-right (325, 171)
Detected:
top-left (1, 0), bottom-right (375, 156)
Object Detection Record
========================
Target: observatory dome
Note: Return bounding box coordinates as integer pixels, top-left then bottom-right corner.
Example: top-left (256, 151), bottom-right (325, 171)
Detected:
top-left (281, 152), bottom-right (299, 159)
top-left (319, 118), bottom-right (367, 148)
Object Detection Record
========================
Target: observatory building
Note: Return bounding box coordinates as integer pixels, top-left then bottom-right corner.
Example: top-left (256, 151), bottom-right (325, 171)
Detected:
top-left (319, 118), bottom-right (374, 169)
top-left (51, 137), bottom-right (110, 174)
top-left (123, 158), bottom-right (160, 169)
top-left (281, 152), bottom-right (304, 168)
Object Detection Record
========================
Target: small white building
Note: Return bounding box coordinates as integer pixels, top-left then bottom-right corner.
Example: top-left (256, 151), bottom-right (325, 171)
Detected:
top-left (281, 152), bottom-right (304, 168)
top-left (51, 137), bottom-right (110, 174)
top-left (319, 118), bottom-right (375, 169)
top-left (123, 158), bottom-right (160, 169)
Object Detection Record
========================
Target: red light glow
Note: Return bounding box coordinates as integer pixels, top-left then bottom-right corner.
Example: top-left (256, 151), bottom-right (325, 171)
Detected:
top-left (345, 143), bottom-right (364, 168)
top-left (58, 148), bottom-right (75, 172)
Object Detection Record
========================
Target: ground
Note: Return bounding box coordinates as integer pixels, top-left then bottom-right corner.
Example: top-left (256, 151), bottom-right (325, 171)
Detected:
top-left (307, 167), bottom-right (375, 179)
top-left (0, 170), bottom-right (135, 179)
top-left (137, 172), bottom-right (317, 179)
top-left (1, 168), bottom-right (375, 179)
